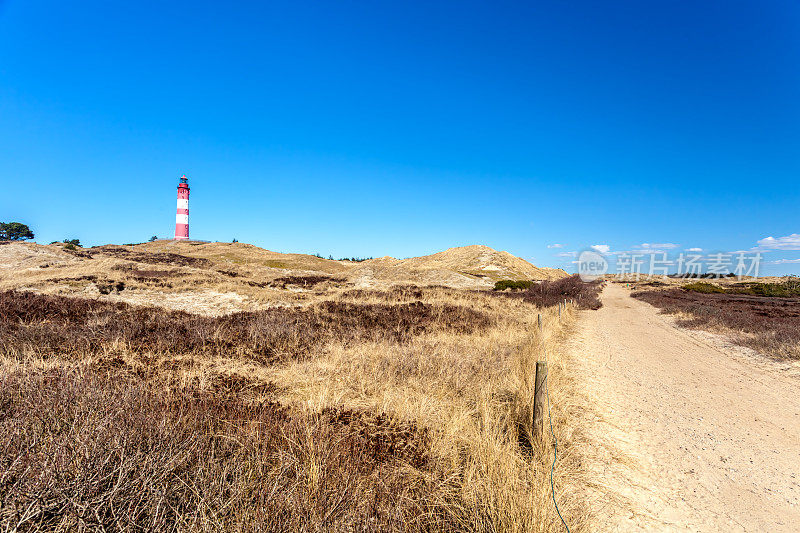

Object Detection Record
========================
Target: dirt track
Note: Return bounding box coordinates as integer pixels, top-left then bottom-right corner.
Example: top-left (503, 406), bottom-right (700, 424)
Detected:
top-left (571, 284), bottom-right (800, 531)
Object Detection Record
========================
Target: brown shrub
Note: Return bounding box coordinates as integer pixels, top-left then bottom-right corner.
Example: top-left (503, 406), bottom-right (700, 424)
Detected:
top-left (47, 275), bottom-right (99, 283)
top-left (45, 276), bottom-right (125, 294)
top-left (632, 289), bottom-right (800, 358)
top-left (341, 285), bottom-right (458, 303)
top-left (271, 275), bottom-right (345, 289)
top-left (112, 263), bottom-right (180, 280)
top-left (62, 248), bottom-right (93, 259)
top-left (91, 246), bottom-right (212, 268)
top-left (0, 367), bottom-right (458, 532)
top-left (0, 290), bottom-right (493, 362)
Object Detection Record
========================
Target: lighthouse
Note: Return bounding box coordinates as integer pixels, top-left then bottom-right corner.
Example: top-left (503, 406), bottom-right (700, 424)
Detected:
top-left (174, 175), bottom-right (190, 240)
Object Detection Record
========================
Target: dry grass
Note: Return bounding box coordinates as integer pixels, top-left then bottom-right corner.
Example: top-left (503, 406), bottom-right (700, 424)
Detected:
top-left (0, 242), bottom-right (593, 531)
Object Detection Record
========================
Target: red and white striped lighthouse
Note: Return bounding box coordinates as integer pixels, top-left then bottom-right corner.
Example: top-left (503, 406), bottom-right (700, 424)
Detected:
top-left (174, 175), bottom-right (190, 240)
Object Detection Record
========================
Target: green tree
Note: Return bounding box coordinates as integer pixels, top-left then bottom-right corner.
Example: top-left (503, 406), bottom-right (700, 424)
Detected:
top-left (63, 239), bottom-right (81, 247)
top-left (0, 222), bottom-right (34, 241)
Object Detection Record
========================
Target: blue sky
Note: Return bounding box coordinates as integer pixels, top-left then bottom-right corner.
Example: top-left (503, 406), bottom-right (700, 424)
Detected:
top-left (1, 1), bottom-right (798, 275)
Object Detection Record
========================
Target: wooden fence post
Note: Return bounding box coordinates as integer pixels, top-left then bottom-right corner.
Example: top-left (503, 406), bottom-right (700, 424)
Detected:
top-left (538, 313), bottom-right (542, 332)
top-left (533, 361), bottom-right (547, 438)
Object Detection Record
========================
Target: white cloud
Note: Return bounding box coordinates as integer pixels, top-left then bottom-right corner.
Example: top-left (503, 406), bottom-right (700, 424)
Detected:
top-left (686, 247), bottom-right (703, 252)
top-left (547, 243), bottom-right (565, 249)
top-left (639, 243), bottom-right (678, 250)
top-left (755, 234), bottom-right (800, 251)
top-left (556, 251), bottom-right (577, 258)
top-left (591, 244), bottom-right (610, 254)
top-left (768, 258), bottom-right (800, 265)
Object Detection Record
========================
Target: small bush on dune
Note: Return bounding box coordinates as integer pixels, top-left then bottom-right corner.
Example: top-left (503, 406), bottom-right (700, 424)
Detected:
top-left (683, 282), bottom-right (725, 294)
top-left (493, 279), bottom-right (534, 291)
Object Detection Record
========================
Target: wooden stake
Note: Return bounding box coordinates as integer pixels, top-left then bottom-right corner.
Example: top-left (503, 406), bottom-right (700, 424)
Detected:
top-left (538, 313), bottom-right (542, 332)
top-left (533, 361), bottom-right (547, 438)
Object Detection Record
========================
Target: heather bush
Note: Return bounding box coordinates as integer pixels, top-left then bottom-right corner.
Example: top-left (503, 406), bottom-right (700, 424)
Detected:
top-left (492, 275), bottom-right (603, 310)
top-left (632, 289), bottom-right (800, 359)
top-left (0, 290), bottom-right (492, 362)
top-left (0, 367), bottom-right (458, 532)
top-left (270, 275), bottom-right (345, 288)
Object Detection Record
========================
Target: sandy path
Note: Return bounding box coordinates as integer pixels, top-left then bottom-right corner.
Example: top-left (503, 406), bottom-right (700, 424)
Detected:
top-left (571, 284), bottom-right (800, 531)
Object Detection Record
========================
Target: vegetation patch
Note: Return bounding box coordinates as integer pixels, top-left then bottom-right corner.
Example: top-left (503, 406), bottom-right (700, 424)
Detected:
top-left (731, 278), bottom-right (800, 297)
top-left (491, 274), bottom-right (603, 310)
top-left (683, 277), bottom-right (800, 297)
top-left (46, 276), bottom-right (125, 294)
top-left (683, 282), bottom-right (725, 294)
top-left (632, 288), bottom-right (800, 359)
top-left (0, 243), bottom-right (595, 532)
top-left (0, 290), bottom-right (492, 363)
top-left (270, 275), bottom-right (345, 289)
top-left (341, 285), bottom-right (466, 303)
top-left (91, 246), bottom-right (213, 268)
top-left (0, 367), bottom-right (453, 532)
top-left (96, 280), bottom-right (125, 294)
top-left (47, 275), bottom-right (100, 283)
top-left (493, 279), bottom-right (534, 291)
top-left (262, 260), bottom-right (290, 269)
top-left (61, 246), bottom-right (93, 258)
top-left (112, 263), bottom-right (181, 280)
